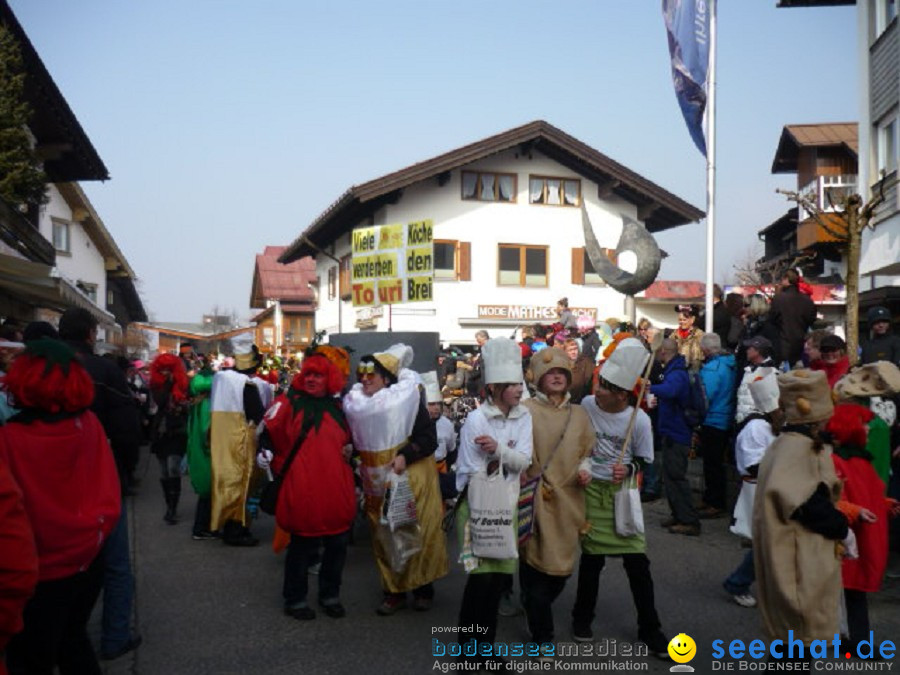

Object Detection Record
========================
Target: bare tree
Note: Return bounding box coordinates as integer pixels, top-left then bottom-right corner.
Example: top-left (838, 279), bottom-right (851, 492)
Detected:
top-left (730, 242), bottom-right (813, 298)
top-left (777, 178), bottom-right (890, 364)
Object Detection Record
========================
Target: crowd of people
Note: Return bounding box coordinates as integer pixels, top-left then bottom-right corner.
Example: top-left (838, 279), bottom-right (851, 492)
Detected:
top-left (1, 271), bottom-right (900, 671)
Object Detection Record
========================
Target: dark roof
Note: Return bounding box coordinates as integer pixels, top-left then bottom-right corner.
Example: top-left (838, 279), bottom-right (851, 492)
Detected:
top-left (772, 123), bottom-right (858, 173)
top-left (1, 1), bottom-right (108, 182)
top-left (758, 207), bottom-right (799, 237)
top-left (250, 246), bottom-right (317, 308)
top-left (107, 275), bottom-right (147, 324)
top-left (280, 120), bottom-right (704, 263)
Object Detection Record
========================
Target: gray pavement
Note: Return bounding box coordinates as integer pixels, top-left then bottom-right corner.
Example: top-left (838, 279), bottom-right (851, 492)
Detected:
top-left (93, 448), bottom-right (900, 674)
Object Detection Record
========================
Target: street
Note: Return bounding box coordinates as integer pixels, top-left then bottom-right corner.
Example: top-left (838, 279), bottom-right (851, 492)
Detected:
top-left (94, 447), bottom-right (900, 675)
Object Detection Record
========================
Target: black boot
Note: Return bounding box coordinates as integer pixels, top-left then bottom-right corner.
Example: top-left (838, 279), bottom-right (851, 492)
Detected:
top-left (162, 477), bottom-right (180, 524)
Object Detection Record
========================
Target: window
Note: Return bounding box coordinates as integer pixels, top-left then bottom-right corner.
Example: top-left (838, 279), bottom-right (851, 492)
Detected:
top-left (327, 266), bottom-right (337, 300)
top-left (107, 289), bottom-right (114, 306)
top-left (339, 255), bottom-right (352, 300)
top-left (529, 176), bottom-right (580, 207)
top-left (875, 0), bottom-right (897, 36)
top-left (76, 281), bottom-right (97, 303)
top-left (572, 247), bottom-right (617, 285)
top-left (876, 114), bottom-right (898, 175)
top-left (433, 240), bottom-right (471, 281)
top-left (498, 244), bottom-right (547, 287)
top-left (52, 219), bottom-right (70, 253)
top-left (461, 171), bottom-right (516, 202)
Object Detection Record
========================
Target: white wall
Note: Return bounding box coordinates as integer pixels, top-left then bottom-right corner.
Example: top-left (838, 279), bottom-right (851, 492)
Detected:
top-left (313, 149), bottom-right (658, 344)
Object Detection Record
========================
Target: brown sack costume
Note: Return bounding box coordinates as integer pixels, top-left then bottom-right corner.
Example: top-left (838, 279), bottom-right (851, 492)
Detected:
top-left (753, 369), bottom-right (843, 644)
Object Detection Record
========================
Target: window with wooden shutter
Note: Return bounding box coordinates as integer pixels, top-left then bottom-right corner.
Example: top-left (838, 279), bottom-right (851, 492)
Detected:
top-left (458, 241), bottom-right (471, 281)
top-left (573, 247), bottom-right (617, 286)
top-left (327, 266), bottom-right (337, 300)
top-left (571, 247), bottom-right (584, 284)
top-left (339, 256), bottom-right (351, 300)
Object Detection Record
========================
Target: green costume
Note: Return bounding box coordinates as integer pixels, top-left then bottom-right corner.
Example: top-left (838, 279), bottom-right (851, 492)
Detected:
top-left (867, 416), bottom-right (891, 489)
top-left (186, 370), bottom-right (213, 496)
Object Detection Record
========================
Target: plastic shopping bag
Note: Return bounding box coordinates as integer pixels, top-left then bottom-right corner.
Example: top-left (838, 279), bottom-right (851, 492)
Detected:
top-left (382, 472), bottom-right (418, 531)
top-left (614, 467), bottom-right (644, 538)
top-left (729, 481), bottom-right (756, 540)
top-left (467, 468), bottom-right (518, 559)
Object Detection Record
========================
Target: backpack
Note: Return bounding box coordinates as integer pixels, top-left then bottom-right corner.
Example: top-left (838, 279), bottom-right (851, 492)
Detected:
top-left (676, 366), bottom-right (708, 429)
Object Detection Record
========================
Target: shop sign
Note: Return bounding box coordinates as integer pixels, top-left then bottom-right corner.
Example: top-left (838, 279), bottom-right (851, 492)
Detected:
top-left (477, 305), bottom-right (597, 321)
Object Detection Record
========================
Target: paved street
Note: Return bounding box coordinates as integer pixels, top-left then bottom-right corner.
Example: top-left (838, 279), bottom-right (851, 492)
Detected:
top-left (94, 447), bottom-right (900, 675)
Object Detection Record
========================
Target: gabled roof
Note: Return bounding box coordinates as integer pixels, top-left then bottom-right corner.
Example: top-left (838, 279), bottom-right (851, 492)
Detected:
top-left (0, 1), bottom-right (108, 182)
top-left (772, 123), bottom-right (858, 174)
top-left (250, 246), bottom-right (316, 308)
top-left (280, 120), bottom-right (704, 263)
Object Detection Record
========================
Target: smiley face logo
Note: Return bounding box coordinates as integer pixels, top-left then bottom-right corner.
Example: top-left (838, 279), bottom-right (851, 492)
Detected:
top-left (667, 633), bottom-right (696, 664)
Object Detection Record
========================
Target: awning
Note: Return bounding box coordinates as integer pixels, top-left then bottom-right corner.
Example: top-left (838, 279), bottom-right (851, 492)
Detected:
top-left (0, 253), bottom-right (117, 327)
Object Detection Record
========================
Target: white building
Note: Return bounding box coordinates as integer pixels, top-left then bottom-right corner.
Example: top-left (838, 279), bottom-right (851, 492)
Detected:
top-left (280, 121), bottom-right (703, 345)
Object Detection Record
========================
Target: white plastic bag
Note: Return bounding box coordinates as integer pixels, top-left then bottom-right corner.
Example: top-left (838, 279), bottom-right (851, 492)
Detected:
top-left (377, 522), bottom-right (422, 574)
top-left (614, 467), bottom-right (644, 537)
top-left (467, 468), bottom-right (518, 560)
top-left (729, 481), bottom-right (757, 540)
top-left (382, 472), bottom-right (418, 531)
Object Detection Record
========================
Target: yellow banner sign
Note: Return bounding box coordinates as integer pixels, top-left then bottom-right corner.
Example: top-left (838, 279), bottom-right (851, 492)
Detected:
top-left (351, 220), bottom-right (433, 306)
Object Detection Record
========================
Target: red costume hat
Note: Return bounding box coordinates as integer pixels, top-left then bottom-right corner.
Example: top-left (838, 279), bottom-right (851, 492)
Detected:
top-left (149, 353), bottom-right (189, 402)
top-left (2, 338), bottom-right (94, 413)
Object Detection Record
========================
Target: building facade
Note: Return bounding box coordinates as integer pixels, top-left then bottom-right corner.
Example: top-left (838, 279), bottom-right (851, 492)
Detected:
top-left (280, 121), bottom-right (703, 345)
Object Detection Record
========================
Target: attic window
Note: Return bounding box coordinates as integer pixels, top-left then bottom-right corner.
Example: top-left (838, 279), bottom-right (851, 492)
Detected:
top-left (529, 176), bottom-right (580, 207)
top-left (461, 171), bottom-right (516, 202)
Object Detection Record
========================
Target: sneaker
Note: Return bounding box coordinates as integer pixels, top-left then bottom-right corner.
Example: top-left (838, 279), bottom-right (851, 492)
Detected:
top-left (497, 590), bottom-right (522, 617)
top-left (732, 593), bottom-right (757, 608)
top-left (100, 635), bottom-right (142, 661)
top-left (572, 622), bottom-right (593, 642)
top-left (284, 604), bottom-right (315, 620)
top-left (376, 594), bottom-right (407, 616)
top-left (668, 523), bottom-right (701, 536)
top-left (638, 629), bottom-right (670, 659)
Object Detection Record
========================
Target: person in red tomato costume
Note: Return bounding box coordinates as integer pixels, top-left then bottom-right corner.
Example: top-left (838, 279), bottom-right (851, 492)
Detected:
top-left (826, 402), bottom-right (899, 653)
top-left (257, 346), bottom-right (355, 620)
top-left (0, 338), bottom-right (121, 675)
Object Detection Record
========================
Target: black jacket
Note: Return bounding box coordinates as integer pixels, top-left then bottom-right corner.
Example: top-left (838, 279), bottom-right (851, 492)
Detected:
top-left (860, 333), bottom-right (900, 367)
top-left (769, 286), bottom-right (816, 365)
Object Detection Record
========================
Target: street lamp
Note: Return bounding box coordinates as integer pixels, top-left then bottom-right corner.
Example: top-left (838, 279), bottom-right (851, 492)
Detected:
top-left (301, 235), bottom-right (342, 335)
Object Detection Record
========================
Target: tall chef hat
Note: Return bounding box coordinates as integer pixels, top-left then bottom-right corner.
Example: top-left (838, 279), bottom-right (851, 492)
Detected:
top-left (482, 337), bottom-right (522, 385)
top-left (421, 370), bottom-right (442, 403)
top-left (748, 368), bottom-right (780, 414)
top-left (598, 337), bottom-right (649, 391)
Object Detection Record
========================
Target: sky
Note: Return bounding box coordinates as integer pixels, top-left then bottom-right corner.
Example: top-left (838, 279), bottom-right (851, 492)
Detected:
top-left (9, 1), bottom-right (858, 323)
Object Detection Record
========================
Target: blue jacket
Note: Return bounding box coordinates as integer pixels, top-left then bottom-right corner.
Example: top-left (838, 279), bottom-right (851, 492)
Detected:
top-left (699, 353), bottom-right (736, 431)
top-left (650, 355), bottom-right (692, 445)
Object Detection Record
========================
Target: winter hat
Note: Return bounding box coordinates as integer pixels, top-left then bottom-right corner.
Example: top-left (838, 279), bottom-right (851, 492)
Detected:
top-left (421, 371), bottom-right (442, 403)
top-left (599, 337), bottom-right (649, 391)
top-left (867, 306), bottom-right (891, 325)
top-left (748, 369), bottom-right (780, 414)
top-left (530, 346), bottom-right (572, 387)
top-left (577, 314), bottom-right (596, 331)
top-left (834, 361), bottom-right (900, 400)
top-left (482, 337), bottom-right (522, 384)
top-left (777, 369), bottom-right (833, 425)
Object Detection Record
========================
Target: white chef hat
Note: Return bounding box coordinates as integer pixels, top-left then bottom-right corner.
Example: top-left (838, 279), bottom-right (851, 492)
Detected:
top-left (482, 337), bottom-right (522, 385)
top-left (598, 337), bottom-right (649, 391)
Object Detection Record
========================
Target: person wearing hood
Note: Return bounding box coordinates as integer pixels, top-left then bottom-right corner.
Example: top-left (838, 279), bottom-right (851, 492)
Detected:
top-left (343, 344), bottom-right (448, 616)
top-left (649, 339), bottom-right (700, 535)
top-left (696, 333), bottom-right (737, 519)
top-left (258, 346), bottom-right (355, 621)
top-left (809, 334), bottom-right (850, 388)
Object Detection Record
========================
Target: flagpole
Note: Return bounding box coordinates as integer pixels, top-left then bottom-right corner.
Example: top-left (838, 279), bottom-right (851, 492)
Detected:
top-left (704, 0), bottom-right (717, 334)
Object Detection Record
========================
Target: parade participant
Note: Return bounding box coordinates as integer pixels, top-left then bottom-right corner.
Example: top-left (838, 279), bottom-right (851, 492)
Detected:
top-left (520, 347), bottom-right (593, 649)
top-left (649, 339), bottom-right (700, 535)
top-left (735, 336), bottom-right (777, 427)
top-left (0, 338), bottom-right (120, 675)
top-left (696, 333), bottom-right (736, 519)
top-left (258, 346), bottom-right (355, 620)
top-left (455, 337), bottom-right (532, 664)
top-left (672, 305), bottom-right (704, 371)
top-left (860, 306), bottom-right (900, 366)
top-left (722, 371), bottom-right (782, 608)
top-left (0, 456), bottom-right (37, 675)
top-left (343, 344), bottom-right (448, 615)
top-left (825, 403), bottom-right (896, 653)
top-left (423, 371), bottom-right (457, 503)
top-left (573, 338), bottom-right (670, 658)
top-left (210, 334), bottom-right (268, 547)
top-left (186, 357), bottom-right (216, 539)
top-left (809, 334), bottom-right (850, 388)
top-left (149, 353), bottom-right (190, 525)
top-left (753, 370), bottom-right (848, 652)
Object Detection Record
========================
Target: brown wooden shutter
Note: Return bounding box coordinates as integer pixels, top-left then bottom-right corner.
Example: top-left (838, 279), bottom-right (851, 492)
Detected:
top-left (458, 241), bottom-right (471, 281)
top-left (571, 247), bottom-right (585, 284)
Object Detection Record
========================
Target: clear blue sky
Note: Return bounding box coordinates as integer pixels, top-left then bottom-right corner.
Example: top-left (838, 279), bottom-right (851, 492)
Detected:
top-left (10, 1), bottom-right (858, 323)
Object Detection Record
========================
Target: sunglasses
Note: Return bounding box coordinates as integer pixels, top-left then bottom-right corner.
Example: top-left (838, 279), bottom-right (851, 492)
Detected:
top-left (357, 361), bottom-right (377, 377)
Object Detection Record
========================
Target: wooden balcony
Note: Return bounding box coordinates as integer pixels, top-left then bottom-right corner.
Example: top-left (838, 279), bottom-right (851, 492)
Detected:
top-left (0, 198), bottom-right (55, 265)
top-left (797, 213), bottom-right (847, 249)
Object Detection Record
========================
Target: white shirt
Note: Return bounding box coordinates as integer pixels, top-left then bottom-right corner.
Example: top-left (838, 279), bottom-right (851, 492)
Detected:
top-left (581, 397), bottom-right (653, 481)
top-left (435, 415), bottom-right (456, 462)
top-left (735, 418), bottom-right (775, 476)
top-left (456, 401), bottom-right (533, 493)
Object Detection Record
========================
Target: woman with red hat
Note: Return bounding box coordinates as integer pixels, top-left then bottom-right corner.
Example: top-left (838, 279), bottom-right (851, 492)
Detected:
top-left (0, 338), bottom-right (120, 674)
top-left (258, 347), bottom-right (356, 620)
top-left (149, 353), bottom-right (190, 525)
